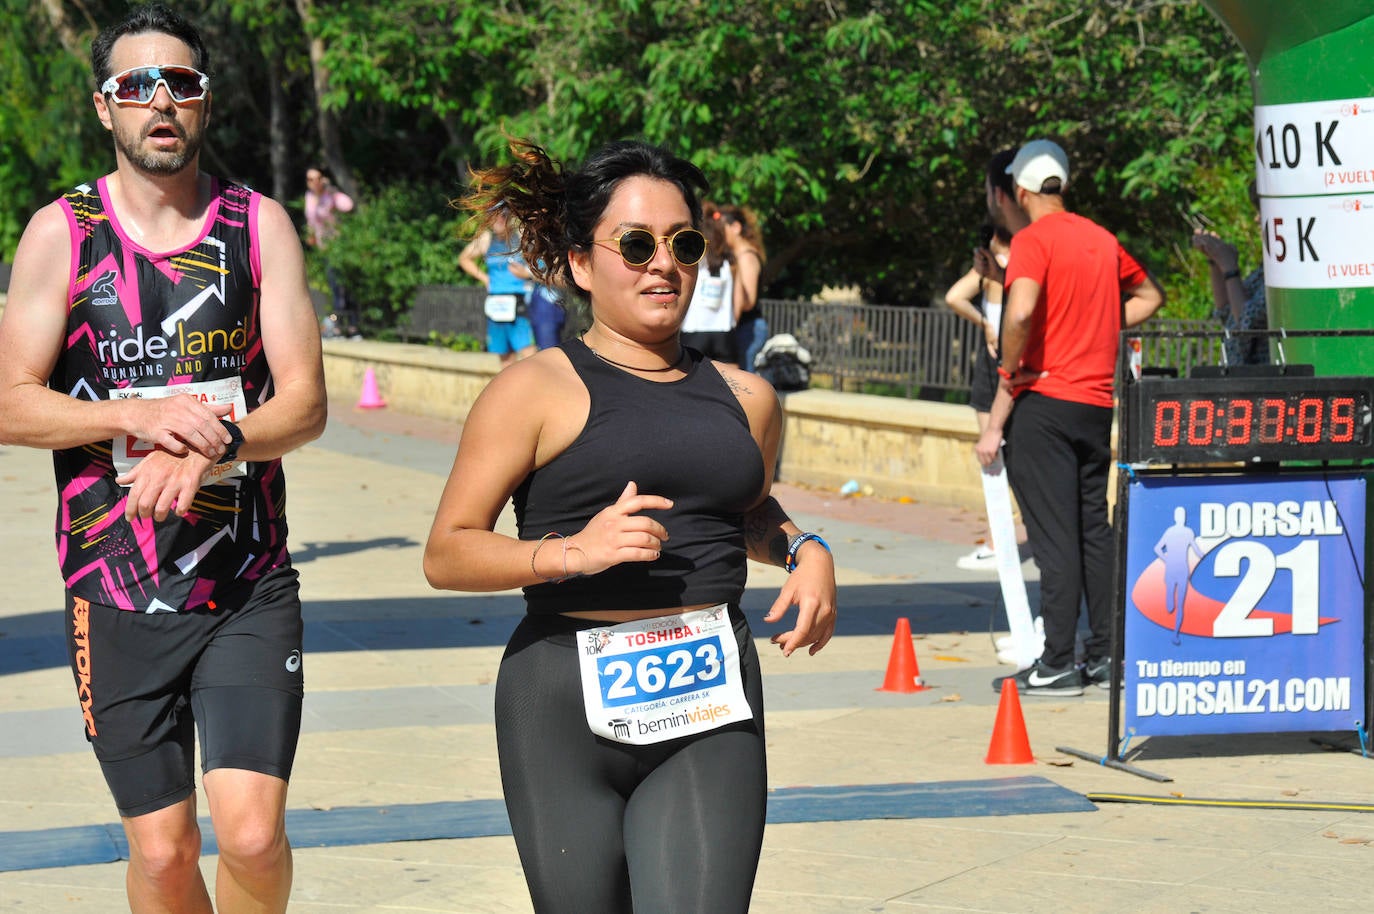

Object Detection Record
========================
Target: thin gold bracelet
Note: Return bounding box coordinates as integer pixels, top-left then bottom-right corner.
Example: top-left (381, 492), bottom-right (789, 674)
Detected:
top-left (562, 538), bottom-right (586, 581)
top-left (531, 532), bottom-right (565, 584)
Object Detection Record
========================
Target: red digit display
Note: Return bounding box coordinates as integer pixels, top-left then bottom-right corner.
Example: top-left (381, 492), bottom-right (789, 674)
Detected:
top-left (1295, 397), bottom-right (1323, 443)
top-left (1225, 399), bottom-right (1253, 444)
top-left (1153, 400), bottom-right (1180, 446)
top-left (1331, 397), bottom-right (1356, 443)
top-left (1259, 398), bottom-right (1285, 444)
top-left (1133, 379), bottom-right (1373, 463)
top-left (1186, 399), bottom-right (1214, 445)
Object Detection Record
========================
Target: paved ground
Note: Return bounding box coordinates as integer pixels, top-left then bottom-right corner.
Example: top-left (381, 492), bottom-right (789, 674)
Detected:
top-left (2, 396), bottom-right (1372, 913)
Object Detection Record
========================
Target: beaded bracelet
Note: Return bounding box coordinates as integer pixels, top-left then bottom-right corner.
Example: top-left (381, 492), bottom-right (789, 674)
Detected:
top-left (785, 532), bottom-right (831, 573)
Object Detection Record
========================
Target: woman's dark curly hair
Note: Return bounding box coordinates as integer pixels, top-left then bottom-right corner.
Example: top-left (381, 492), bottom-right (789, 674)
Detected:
top-left (461, 139), bottom-right (708, 303)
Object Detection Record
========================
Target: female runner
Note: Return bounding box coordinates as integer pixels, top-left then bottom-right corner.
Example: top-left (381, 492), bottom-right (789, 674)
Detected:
top-left (424, 139), bottom-right (837, 913)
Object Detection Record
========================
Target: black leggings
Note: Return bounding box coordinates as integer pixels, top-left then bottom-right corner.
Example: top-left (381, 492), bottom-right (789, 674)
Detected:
top-left (495, 609), bottom-right (767, 914)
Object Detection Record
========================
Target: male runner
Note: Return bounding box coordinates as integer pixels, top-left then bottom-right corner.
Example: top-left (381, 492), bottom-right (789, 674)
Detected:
top-left (0, 4), bottom-right (325, 911)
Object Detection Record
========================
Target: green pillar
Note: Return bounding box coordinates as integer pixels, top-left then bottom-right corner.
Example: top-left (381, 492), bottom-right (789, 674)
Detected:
top-left (1201, 1), bottom-right (1374, 373)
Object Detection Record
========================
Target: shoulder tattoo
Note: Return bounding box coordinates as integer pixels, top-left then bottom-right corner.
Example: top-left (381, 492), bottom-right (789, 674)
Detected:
top-left (722, 373), bottom-right (754, 397)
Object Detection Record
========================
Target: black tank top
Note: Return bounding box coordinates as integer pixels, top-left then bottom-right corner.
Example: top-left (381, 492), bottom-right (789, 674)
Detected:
top-left (514, 338), bottom-right (766, 614)
top-left (50, 176), bottom-right (287, 613)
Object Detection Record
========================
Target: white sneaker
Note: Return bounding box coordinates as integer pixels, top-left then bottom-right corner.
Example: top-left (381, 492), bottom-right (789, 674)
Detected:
top-left (955, 545), bottom-right (997, 571)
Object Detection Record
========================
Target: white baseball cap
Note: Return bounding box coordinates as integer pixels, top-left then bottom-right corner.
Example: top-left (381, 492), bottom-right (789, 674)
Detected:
top-left (1007, 140), bottom-right (1070, 193)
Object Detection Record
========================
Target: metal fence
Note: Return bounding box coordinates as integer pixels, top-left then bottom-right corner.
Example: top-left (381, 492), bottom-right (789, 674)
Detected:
top-left (396, 284), bottom-right (487, 342)
top-left (1131, 319), bottom-right (1225, 378)
top-left (386, 284), bottom-right (1221, 398)
top-left (765, 299), bottom-right (1221, 400)
top-left (764, 299), bottom-right (981, 399)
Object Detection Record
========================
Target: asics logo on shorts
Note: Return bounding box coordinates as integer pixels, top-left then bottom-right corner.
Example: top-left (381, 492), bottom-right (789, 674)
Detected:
top-left (285, 649), bottom-right (302, 673)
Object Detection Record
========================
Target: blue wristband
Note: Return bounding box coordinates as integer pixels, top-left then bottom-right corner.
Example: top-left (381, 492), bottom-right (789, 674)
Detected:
top-left (785, 532), bottom-right (831, 573)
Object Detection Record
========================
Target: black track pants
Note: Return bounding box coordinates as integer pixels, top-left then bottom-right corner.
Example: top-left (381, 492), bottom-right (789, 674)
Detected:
top-left (1005, 392), bottom-right (1115, 668)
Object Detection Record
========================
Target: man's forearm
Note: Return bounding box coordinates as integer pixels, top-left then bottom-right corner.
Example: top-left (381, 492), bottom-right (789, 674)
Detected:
top-left (991, 384), bottom-right (1016, 431)
top-left (998, 316), bottom-right (1030, 371)
top-left (0, 382), bottom-right (136, 450)
top-left (232, 379), bottom-right (326, 462)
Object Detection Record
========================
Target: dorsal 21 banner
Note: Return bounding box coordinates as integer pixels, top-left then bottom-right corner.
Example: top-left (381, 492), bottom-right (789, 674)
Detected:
top-left (1124, 473), bottom-right (1366, 737)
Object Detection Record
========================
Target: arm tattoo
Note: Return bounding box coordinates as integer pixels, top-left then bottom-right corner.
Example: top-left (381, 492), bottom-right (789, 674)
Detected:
top-left (744, 496), bottom-right (790, 566)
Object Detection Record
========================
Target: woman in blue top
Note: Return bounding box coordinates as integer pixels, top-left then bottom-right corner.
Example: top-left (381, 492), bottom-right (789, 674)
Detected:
top-left (425, 138), bottom-right (837, 913)
top-left (459, 206), bottom-right (537, 367)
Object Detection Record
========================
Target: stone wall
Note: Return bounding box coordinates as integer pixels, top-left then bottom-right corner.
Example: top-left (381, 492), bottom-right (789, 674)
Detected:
top-left (323, 340), bottom-right (989, 510)
top-left (323, 341), bottom-right (497, 425)
top-left (776, 389), bottom-right (983, 508)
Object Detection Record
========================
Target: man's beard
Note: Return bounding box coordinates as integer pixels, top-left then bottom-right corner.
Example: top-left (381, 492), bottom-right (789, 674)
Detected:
top-left (113, 115), bottom-right (202, 175)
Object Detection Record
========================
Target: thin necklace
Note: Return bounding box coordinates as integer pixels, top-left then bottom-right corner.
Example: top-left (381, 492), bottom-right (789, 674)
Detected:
top-left (587, 343), bottom-right (687, 373)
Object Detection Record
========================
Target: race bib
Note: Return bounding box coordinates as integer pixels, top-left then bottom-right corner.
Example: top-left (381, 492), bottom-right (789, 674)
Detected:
top-left (484, 294), bottom-right (518, 321)
top-left (577, 606), bottom-right (753, 745)
top-left (697, 275), bottom-right (726, 311)
top-left (111, 377), bottom-right (248, 483)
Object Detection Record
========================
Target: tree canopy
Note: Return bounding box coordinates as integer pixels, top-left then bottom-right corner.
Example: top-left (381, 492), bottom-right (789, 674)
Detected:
top-left (2, 0), bottom-right (1257, 319)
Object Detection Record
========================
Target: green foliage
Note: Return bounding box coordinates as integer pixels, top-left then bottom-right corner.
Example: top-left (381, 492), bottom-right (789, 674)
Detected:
top-left (860, 380), bottom-right (916, 398)
top-left (312, 182), bottom-right (466, 330)
top-left (417, 0), bottom-right (1255, 308)
top-left (427, 330), bottom-right (484, 352)
top-left (0, 0), bottom-right (112, 257)
top-left (964, 2), bottom-right (1255, 321)
top-left (1156, 148), bottom-right (1261, 320)
top-left (1, 0), bottom-right (1258, 330)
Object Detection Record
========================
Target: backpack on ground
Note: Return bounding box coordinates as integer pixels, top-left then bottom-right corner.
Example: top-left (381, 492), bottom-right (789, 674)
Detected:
top-left (754, 333), bottom-right (811, 391)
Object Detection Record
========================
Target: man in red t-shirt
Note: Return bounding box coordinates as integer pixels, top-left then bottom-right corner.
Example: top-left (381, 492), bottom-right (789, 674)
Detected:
top-left (975, 140), bottom-right (1165, 696)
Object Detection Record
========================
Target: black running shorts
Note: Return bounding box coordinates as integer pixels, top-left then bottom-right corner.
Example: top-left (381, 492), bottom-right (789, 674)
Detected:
top-left (970, 337), bottom-right (999, 413)
top-left (66, 565), bottom-right (305, 818)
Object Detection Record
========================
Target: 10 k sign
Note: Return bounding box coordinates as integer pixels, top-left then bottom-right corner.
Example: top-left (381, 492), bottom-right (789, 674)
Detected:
top-left (1124, 474), bottom-right (1367, 737)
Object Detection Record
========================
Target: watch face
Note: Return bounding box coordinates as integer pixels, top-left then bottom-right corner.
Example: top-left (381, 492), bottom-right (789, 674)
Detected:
top-left (1128, 376), bottom-right (1374, 463)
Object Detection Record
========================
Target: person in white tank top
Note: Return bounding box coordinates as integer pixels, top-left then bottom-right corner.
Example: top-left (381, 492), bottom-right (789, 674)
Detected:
top-left (679, 203), bottom-right (739, 362)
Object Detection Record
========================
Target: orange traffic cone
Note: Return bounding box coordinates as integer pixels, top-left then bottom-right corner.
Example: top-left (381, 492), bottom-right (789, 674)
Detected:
top-left (356, 367), bottom-right (386, 409)
top-left (876, 617), bottom-right (929, 692)
top-left (985, 678), bottom-right (1034, 764)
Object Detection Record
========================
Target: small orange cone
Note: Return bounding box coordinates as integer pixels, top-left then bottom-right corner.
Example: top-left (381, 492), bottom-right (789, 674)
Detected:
top-left (876, 617), bottom-right (929, 692)
top-left (356, 367), bottom-right (386, 409)
top-left (985, 678), bottom-right (1034, 764)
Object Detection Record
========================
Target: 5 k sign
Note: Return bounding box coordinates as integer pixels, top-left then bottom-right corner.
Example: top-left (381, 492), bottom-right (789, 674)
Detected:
top-left (1124, 474), bottom-right (1367, 737)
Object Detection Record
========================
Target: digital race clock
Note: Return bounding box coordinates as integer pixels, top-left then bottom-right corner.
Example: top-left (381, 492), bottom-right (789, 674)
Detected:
top-left (1124, 375), bottom-right (1374, 464)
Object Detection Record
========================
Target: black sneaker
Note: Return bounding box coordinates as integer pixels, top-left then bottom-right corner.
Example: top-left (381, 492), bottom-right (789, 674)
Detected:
top-left (991, 660), bottom-right (1084, 697)
top-left (1080, 656), bottom-right (1112, 690)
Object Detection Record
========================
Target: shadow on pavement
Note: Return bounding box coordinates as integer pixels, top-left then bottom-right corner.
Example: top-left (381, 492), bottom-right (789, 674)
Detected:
top-left (0, 580), bottom-right (1013, 675)
top-left (290, 536), bottom-right (419, 564)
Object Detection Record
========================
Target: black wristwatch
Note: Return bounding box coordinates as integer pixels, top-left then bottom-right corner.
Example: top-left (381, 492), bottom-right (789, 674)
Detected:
top-left (219, 419), bottom-right (244, 464)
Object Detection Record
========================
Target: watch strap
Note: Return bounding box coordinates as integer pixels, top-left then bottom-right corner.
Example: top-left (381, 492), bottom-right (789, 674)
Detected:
top-left (219, 419), bottom-right (244, 464)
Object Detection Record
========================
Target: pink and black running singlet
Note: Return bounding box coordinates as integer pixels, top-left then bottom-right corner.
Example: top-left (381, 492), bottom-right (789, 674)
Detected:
top-left (52, 177), bottom-right (289, 614)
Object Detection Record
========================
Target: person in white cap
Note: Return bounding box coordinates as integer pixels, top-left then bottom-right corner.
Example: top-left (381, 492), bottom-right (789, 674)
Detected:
top-left (975, 139), bottom-right (1165, 697)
